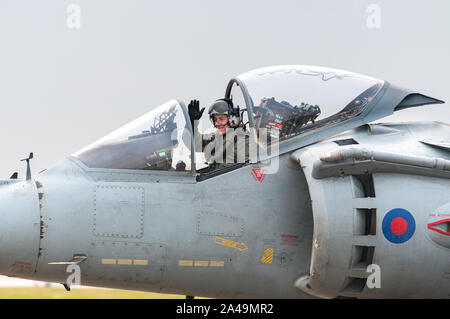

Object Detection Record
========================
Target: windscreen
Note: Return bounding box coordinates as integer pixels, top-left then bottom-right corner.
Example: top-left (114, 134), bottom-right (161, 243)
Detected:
top-left (73, 100), bottom-right (192, 171)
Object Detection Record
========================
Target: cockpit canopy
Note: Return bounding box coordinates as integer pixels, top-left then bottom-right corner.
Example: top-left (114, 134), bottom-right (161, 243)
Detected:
top-left (229, 65), bottom-right (384, 140)
top-left (72, 65), bottom-right (443, 173)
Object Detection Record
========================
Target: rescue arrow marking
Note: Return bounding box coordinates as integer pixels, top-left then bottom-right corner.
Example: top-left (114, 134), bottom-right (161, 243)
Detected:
top-left (214, 237), bottom-right (248, 252)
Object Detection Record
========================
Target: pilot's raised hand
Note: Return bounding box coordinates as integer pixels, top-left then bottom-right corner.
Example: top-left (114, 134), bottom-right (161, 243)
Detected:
top-left (188, 100), bottom-right (205, 125)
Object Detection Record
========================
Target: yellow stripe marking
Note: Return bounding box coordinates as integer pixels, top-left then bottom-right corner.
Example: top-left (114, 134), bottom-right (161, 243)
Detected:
top-left (133, 259), bottom-right (148, 266)
top-left (209, 261), bottom-right (225, 267)
top-left (178, 260), bottom-right (193, 266)
top-left (102, 258), bottom-right (116, 265)
top-left (117, 259), bottom-right (132, 265)
top-left (178, 259), bottom-right (226, 267)
top-left (194, 260), bottom-right (209, 267)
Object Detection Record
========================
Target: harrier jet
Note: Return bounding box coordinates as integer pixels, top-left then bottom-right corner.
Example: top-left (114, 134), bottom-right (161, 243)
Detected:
top-left (0, 65), bottom-right (449, 298)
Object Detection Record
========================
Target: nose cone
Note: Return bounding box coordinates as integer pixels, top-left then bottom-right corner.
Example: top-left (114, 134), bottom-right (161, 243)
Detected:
top-left (0, 180), bottom-right (40, 277)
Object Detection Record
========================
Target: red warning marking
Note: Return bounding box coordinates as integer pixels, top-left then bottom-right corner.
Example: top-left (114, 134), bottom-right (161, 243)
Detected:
top-left (281, 235), bottom-right (298, 246)
top-left (12, 261), bottom-right (32, 269)
top-left (251, 166), bottom-right (266, 183)
top-left (390, 217), bottom-right (408, 235)
top-left (429, 213), bottom-right (450, 217)
top-left (427, 219), bottom-right (450, 236)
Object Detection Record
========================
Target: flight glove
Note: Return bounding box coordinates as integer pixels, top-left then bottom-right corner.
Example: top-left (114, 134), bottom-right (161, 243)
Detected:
top-left (188, 99), bottom-right (205, 127)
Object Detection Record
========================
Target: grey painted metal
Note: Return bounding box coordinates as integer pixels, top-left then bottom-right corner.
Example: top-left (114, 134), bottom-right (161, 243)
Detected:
top-left (315, 146), bottom-right (450, 180)
top-left (394, 93), bottom-right (444, 111)
top-left (0, 180), bottom-right (40, 277)
top-left (25, 154), bottom-right (313, 298)
top-left (319, 147), bottom-right (450, 170)
top-left (312, 157), bottom-right (450, 180)
top-left (420, 140), bottom-right (450, 152)
top-left (291, 121), bottom-right (450, 298)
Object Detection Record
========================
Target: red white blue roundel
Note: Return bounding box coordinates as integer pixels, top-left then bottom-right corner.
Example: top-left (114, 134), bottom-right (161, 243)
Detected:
top-left (382, 208), bottom-right (416, 244)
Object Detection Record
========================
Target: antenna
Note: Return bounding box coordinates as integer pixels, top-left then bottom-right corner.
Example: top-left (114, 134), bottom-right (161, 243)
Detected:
top-left (20, 152), bottom-right (34, 181)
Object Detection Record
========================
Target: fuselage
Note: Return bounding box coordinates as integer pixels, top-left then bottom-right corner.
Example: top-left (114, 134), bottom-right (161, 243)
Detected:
top-left (0, 121), bottom-right (449, 299)
top-left (0, 151), bottom-right (313, 298)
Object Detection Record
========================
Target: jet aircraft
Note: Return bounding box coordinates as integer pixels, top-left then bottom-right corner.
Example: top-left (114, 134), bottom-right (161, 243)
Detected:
top-left (0, 65), bottom-right (449, 298)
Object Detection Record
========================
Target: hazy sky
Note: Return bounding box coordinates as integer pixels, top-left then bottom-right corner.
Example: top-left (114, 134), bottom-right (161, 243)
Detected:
top-left (0, 0), bottom-right (449, 178)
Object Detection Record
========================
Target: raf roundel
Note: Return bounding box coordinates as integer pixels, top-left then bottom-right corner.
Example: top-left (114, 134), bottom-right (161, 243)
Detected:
top-left (382, 208), bottom-right (416, 244)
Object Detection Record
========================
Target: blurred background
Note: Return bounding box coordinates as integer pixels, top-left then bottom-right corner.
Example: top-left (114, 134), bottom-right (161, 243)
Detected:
top-left (0, 0), bottom-right (448, 298)
top-left (0, 276), bottom-right (186, 298)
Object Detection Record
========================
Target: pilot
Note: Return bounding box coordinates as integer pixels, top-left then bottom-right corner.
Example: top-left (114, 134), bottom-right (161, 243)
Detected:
top-left (188, 99), bottom-right (249, 168)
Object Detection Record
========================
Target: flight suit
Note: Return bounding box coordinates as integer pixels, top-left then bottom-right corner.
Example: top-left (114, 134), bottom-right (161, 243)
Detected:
top-left (194, 123), bottom-right (250, 169)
